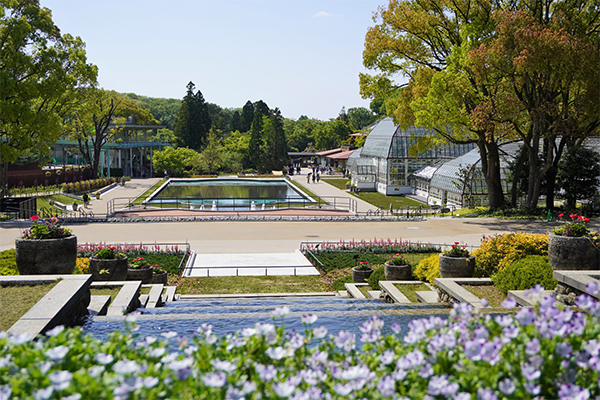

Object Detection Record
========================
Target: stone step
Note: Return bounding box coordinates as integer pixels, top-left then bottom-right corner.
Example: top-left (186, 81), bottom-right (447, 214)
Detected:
top-left (89, 295), bottom-right (111, 316)
top-left (163, 286), bottom-right (177, 302)
top-left (378, 281), bottom-right (412, 304)
top-left (146, 284), bottom-right (164, 308)
top-left (139, 295), bottom-right (149, 308)
top-left (106, 281), bottom-right (142, 316)
top-left (337, 290), bottom-right (349, 297)
top-left (344, 283), bottom-right (367, 299)
top-left (508, 290), bottom-right (554, 307)
top-left (415, 291), bottom-right (439, 304)
top-left (367, 290), bottom-right (381, 300)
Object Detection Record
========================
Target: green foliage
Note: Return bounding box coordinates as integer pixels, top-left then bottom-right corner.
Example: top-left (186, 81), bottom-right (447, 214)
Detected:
top-left (367, 265), bottom-right (386, 290)
top-left (413, 254), bottom-right (440, 285)
top-left (473, 233), bottom-right (548, 277)
top-left (174, 81), bottom-right (211, 150)
top-left (94, 248), bottom-right (117, 260)
top-left (22, 216), bottom-right (72, 240)
top-left (315, 253), bottom-right (388, 274)
top-left (312, 119), bottom-right (353, 150)
top-left (332, 275), bottom-right (352, 291)
top-left (387, 254), bottom-right (410, 266)
top-left (0, 249), bottom-right (18, 276)
top-left (347, 107), bottom-right (377, 130)
top-left (122, 93), bottom-right (181, 129)
top-left (152, 147), bottom-right (201, 177)
top-left (492, 255), bottom-right (557, 293)
top-left (557, 146), bottom-right (600, 210)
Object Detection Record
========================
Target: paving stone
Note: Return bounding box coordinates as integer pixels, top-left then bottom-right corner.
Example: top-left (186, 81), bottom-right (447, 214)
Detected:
top-left (415, 291), bottom-right (439, 304)
top-left (89, 295), bottom-right (111, 316)
top-left (344, 283), bottom-right (366, 299)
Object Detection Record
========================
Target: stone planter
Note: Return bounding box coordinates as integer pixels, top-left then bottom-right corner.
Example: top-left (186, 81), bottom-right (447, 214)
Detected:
top-left (151, 272), bottom-right (168, 285)
top-left (384, 262), bottom-right (412, 280)
top-left (89, 257), bottom-right (128, 281)
top-left (439, 254), bottom-right (475, 278)
top-left (15, 236), bottom-right (77, 275)
top-left (127, 268), bottom-right (153, 284)
top-left (548, 233), bottom-right (600, 271)
top-left (352, 268), bottom-right (373, 283)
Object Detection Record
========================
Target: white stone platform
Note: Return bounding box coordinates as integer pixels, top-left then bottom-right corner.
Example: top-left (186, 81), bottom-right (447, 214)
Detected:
top-left (182, 250), bottom-right (319, 277)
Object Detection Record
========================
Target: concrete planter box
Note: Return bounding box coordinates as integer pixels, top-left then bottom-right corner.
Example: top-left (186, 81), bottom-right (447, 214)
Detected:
top-left (548, 234), bottom-right (600, 271)
top-left (384, 262), bottom-right (412, 280)
top-left (15, 236), bottom-right (77, 275)
top-left (89, 257), bottom-right (128, 281)
top-left (151, 272), bottom-right (168, 284)
top-left (439, 254), bottom-right (475, 278)
top-left (352, 268), bottom-right (373, 283)
top-left (127, 268), bottom-right (153, 284)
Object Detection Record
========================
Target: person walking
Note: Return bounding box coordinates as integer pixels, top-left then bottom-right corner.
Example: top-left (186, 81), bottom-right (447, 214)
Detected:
top-left (82, 193), bottom-right (89, 208)
top-left (307, 173), bottom-right (311, 184)
top-left (312, 173), bottom-right (316, 183)
top-left (316, 174), bottom-right (320, 183)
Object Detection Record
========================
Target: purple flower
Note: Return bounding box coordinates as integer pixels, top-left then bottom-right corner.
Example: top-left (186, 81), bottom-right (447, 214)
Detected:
top-left (521, 363), bottom-right (541, 380)
top-left (272, 305), bottom-right (290, 317)
top-left (575, 295), bottom-right (594, 311)
top-left (255, 363), bottom-right (277, 381)
top-left (333, 330), bottom-right (355, 351)
top-left (273, 381), bottom-right (295, 398)
top-left (306, 387), bottom-right (322, 400)
top-left (427, 375), bottom-right (449, 396)
top-left (48, 370), bottom-right (72, 391)
top-left (477, 387), bottom-right (497, 400)
top-left (33, 386), bottom-right (54, 400)
top-left (333, 383), bottom-right (353, 396)
top-left (465, 339), bottom-right (483, 361)
top-left (9, 332), bottom-right (32, 345)
top-left (391, 322), bottom-right (402, 334)
top-left (480, 298), bottom-right (489, 307)
top-left (45, 345), bottom-right (69, 361)
top-left (498, 378), bottom-right (515, 395)
top-left (586, 281), bottom-right (599, 296)
top-left (556, 342), bottom-right (573, 358)
top-left (584, 340), bottom-right (600, 357)
top-left (526, 338), bottom-right (541, 355)
top-left (515, 308), bottom-right (536, 326)
top-left (312, 326), bottom-right (327, 339)
top-left (143, 377), bottom-right (159, 389)
top-left (455, 394), bottom-right (471, 400)
top-left (95, 353), bottom-right (114, 365)
top-left (266, 346), bottom-right (288, 360)
top-left (494, 315), bottom-right (513, 327)
top-left (301, 314), bottom-right (318, 325)
top-left (201, 371), bottom-right (227, 388)
top-left (0, 385), bottom-right (11, 400)
top-left (524, 382), bottom-right (541, 396)
top-left (212, 359), bottom-right (237, 373)
top-left (501, 297), bottom-right (517, 308)
top-left (45, 326), bottom-right (64, 337)
top-left (380, 349), bottom-right (395, 365)
top-left (558, 383), bottom-right (591, 400)
top-left (341, 365), bottom-right (372, 381)
top-left (377, 375), bottom-right (395, 397)
top-left (113, 359), bottom-right (140, 375)
top-left (418, 363), bottom-right (434, 378)
top-left (168, 358), bottom-right (193, 381)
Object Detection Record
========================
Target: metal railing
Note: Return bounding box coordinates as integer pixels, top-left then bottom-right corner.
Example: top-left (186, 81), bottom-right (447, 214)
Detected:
top-left (107, 196), bottom-right (357, 216)
top-left (185, 266), bottom-right (301, 277)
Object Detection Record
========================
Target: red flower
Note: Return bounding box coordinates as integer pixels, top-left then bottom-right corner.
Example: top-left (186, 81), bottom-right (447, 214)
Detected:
top-left (558, 213), bottom-right (564, 218)
top-left (30, 215), bottom-right (39, 222)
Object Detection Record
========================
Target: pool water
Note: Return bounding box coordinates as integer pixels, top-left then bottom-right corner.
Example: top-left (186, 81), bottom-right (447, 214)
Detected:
top-left (84, 295), bottom-right (450, 341)
top-left (145, 178), bottom-right (314, 208)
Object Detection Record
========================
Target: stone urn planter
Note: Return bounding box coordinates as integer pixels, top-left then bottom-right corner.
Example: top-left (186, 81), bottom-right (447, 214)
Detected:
top-left (548, 234), bottom-right (600, 271)
top-left (352, 268), bottom-right (373, 283)
top-left (89, 257), bottom-right (128, 281)
top-left (384, 262), bottom-right (412, 280)
top-left (439, 254), bottom-right (475, 278)
top-left (151, 271), bottom-right (168, 284)
top-left (15, 236), bottom-right (77, 275)
top-left (127, 268), bottom-right (153, 284)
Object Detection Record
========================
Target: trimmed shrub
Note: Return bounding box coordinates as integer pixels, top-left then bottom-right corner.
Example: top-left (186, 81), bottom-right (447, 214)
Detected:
top-left (492, 255), bottom-right (557, 293)
top-left (367, 265), bottom-right (386, 290)
top-left (332, 275), bottom-right (352, 291)
top-left (473, 232), bottom-right (548, 277)
top-left (0, 249), bottom-right (18, 275)
top-left (413, 254), bottom-right (440, 285)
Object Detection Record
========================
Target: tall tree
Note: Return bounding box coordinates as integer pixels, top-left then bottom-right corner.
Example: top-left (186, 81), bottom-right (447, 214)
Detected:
top-left (264, 108), bottom-right (288, 171)
top-left (248, 113), bottom-right (265, 170)
top-left (230, 111), bottom-right (242, 133)
top-left (557, 145), bottom-right (600, 210)
top-left (347, 107), bottom-right (377, 130)
top-left (0, 0), bottom-right (97, 196)
top-left (240, 101), bottom-right (255, 132)
top-left (173, 81), bottom-right (211, 150)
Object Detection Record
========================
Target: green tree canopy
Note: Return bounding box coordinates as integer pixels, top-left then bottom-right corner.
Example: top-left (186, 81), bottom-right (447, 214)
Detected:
top-left (174, 81), bottom-right (211, 151)
top-left (557, 145), bottom-right (600, 210)
top-left (152, 146), bottom-right (201, 177)
top-left (0, 0), bottom-right (97, 195)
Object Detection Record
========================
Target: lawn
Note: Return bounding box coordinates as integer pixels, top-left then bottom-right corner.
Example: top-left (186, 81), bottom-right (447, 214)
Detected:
top-left (0, 282), bottom-right (58, 331)
top-left (131, 180), bottom-right (168, 206)
top-left (321, 178), bottom-right (423, 209)
top-left (177, 275), bottom-right (333, 295)
top-left (394, 283), bottom-right (432, 303)
top-left (463, 284), bottom-right (507, 308)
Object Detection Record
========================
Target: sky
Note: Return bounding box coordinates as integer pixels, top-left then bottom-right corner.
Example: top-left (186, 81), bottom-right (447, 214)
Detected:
top-left (40, 0), bottom-right (388, 121)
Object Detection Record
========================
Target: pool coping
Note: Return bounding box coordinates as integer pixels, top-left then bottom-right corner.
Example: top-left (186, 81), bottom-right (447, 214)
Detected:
top-left (179, 292), bottom-right (337, 299)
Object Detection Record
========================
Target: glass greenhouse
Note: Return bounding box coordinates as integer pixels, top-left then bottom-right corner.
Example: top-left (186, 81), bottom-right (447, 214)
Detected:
top-left (348, 118), bottom-right (475, 195)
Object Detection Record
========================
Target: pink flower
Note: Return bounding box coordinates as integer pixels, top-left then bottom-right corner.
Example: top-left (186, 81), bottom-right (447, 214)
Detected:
top-left (30, 215), bottom-right (39, 222)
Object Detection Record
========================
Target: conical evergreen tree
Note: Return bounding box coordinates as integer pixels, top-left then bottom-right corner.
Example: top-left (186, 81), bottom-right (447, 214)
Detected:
top-left (230, 111), bottom-right (242, 132)
top-left (265, 108), bottom-right (287, 171)
top-left (174, 81), bottom-right (211, 150)
top-left (240, 101), bottom-right (254, 132)
top-left (248, 113), bottom-right (264, 170)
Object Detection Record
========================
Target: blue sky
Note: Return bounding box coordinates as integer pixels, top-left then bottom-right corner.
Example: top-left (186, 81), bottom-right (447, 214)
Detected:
top-left (41, 0), bottom-right (387, 121)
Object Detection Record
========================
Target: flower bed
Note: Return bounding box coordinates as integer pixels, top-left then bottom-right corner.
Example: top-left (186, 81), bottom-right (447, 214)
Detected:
top-left (1, 284), bottom-right (599, 399)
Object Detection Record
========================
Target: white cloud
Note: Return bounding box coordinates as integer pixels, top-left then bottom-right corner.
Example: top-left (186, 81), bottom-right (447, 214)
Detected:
top-left (312, 11), bottom-right (333, 18)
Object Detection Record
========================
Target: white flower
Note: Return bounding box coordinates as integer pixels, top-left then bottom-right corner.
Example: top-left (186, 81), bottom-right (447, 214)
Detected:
top-left (201, 371), bottom-right (227, 388)
top-left (272, 305), bottom-right (290, 317)
top-left (95, 353), bottom-right (114, 365)
top-left (161, 331), bottom-right (178, 339)
top-left (301, 314), bottom-right (318, 325)
top-left (273, 381), bottom-right (295, 398)
top-left (212, 359), bottom-right (237, 373)
top-left (143, 377), bottom-right (159, 389)
top-left (9, 332), bottom-right (32, 345)
top-left (33, 386), bottom-right (53, 400)
top-left (113, 359), bottom-right (140, 375)
top-left (266, 346), bottom-right (288, 360)
top-left (45, 345), bottom-right (69, 361)
top-left (148, 347), bottom-right (166, 358)
top-left (48, 370), bottom-right (72, 391)
top-left (0, 384), bottom-right (11, 400)
top-left (45, 326), bottom-right (64, 337)
top-left (312, 326), bottom-right (327, 339)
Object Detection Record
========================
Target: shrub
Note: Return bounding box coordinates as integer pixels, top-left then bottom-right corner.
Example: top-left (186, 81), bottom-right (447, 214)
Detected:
top-left (74, 257), bottom-right (90, 274)
top-left (367, 265), bottom-right (385, 290)
top-left (472, 232), bottom-right (548, 277)
top-left (414, 254), bottom-right (440, 285)
top-left (0, 249), bottom-right (18, 276)
top-left (492, 255), bottom-right (557, 293)
top-left (332, 275), bottom-right (352, 291)
top-left (94, 248), bottom-right (117, 259)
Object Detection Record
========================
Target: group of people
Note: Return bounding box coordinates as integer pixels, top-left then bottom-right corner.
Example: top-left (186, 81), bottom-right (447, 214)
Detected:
top-left (306, 171), bottom-right (320, 184)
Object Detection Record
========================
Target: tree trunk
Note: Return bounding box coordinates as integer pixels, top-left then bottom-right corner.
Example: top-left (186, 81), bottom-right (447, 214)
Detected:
top-left (478, 140), bottom-right (505, 209)
top-left (510, 148), bottom-right (527, 207)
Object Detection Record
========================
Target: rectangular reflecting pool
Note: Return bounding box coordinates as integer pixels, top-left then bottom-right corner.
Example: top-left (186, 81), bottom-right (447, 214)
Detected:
top-left (144, 178), bottom-right (315, 209)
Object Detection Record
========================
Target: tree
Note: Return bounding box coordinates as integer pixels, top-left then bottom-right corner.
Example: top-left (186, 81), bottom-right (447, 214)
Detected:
top-left (173, 81), bottom-right (211, 150)
top-left (0, 0), bottom-right (97, 196)
top-left (230, 111), bottom-right (242, 133)
top-left (313, 119), bottom-right (353, 150)
top-left (264, 108), bottom-right (288, 171)
top-left (240, 101), bottom-right (255, 132)
top-left (199, 130), bottom-right (222, 174)
top-left (347, 107), bottom-right (377, 130)
top-left (557, 145), bottom-right (600, 210)
top-left (285, 117), bottom-right (316, 152)
top-left (152, 147), bottom-right (200, 177)
top-left (248, 113), bottom-right (265, 170)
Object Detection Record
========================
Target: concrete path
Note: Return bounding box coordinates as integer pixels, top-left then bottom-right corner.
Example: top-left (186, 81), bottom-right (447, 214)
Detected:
top-left (85, 178), bottom-right (162, 217)
top-left (183, 250), bottom-right (319, 277)
top-left (289, 170), bottom-right (376, 214)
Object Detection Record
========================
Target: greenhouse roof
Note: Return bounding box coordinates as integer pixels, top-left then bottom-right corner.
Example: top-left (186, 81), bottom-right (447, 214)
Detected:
top-left (361, 118), bottom-right (398, 158)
